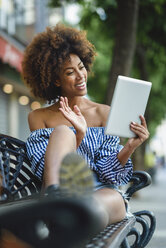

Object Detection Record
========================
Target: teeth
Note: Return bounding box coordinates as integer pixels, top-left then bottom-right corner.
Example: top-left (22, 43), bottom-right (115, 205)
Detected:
top-left (76, 82), bottom-right (86, 87)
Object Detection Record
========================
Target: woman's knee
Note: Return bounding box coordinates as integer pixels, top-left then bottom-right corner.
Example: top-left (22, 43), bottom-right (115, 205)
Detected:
top-left (52, 125), bottom-right (75, 137)
top-left (50, 125), bottom-right (76, 146)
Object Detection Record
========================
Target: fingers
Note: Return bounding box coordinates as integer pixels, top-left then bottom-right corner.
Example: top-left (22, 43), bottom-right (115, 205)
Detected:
top-left (130, 115), bottom-right (149, 135)
top-left (130, 123), bottom-right (149, 136)
top-left (73, 105), bottom-right (81, 115)
top-left (139, 115), bottom-right (147, 128)
top-left (60, 97), bottom-right (71, 113)
top-left (59, 97), bottom-right (83, 119)
top-left (130, 120), bottom-right (149, 141)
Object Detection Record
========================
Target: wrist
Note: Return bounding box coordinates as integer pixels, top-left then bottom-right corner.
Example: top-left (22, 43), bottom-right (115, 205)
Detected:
top-left (118, 142), bottom-right (135, 166)
top-left (76, 128), bottom-right (87, 148)
top-left (76, 125), bottom-right (87, 137)
top-left (124, 141), bottom-right (136, 154)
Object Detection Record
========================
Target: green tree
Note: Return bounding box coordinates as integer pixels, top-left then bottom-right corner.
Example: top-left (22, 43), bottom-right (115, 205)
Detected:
top-left (134, 1), bottom-right (166, 136)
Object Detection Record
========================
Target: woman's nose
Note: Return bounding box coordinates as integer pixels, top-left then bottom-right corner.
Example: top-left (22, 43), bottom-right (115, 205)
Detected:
top-left (76, 70), bottom-right (84, 79)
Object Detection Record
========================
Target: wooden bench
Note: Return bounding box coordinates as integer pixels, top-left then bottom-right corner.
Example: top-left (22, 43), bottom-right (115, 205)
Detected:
top-left (0, 134), bottom-right (156, 248)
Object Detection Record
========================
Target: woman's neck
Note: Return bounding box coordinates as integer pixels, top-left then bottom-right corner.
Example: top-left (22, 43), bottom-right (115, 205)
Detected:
top-left (65, 96), bottom-right (87, 109)
top-left (50, 96), bottom-right (91, 113)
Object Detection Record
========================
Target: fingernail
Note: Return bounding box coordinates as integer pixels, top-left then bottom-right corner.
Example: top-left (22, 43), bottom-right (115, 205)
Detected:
top-left (131, 121), bottom-right (136, 124)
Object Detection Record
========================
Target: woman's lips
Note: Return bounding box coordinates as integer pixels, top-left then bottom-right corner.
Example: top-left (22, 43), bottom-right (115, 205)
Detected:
top-left (75, 82), bottom-right (86, 89)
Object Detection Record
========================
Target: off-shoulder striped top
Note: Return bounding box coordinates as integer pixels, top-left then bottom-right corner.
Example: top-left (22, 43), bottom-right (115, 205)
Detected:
top-left (26, 127), bottom-right (133, 187)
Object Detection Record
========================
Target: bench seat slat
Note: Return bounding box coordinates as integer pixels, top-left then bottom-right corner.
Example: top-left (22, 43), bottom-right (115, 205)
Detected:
top-left (86, 216), bottom-right (135, 248)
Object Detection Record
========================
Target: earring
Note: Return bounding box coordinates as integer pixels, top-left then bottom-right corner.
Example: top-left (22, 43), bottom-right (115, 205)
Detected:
top-left (55, 81), bottom-right (60, 87)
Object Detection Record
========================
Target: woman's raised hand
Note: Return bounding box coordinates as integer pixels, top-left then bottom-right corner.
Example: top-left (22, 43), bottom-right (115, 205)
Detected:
top-left (59, 96), bottom-right (87, 135)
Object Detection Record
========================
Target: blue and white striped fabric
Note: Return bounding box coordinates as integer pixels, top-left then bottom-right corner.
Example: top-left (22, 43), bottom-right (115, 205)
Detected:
top-left (26, 127), bottom-right (133, 187)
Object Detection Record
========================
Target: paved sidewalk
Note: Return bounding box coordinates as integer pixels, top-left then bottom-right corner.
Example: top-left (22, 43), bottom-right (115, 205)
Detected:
top-left (130, 167), bottom-right (166, 248)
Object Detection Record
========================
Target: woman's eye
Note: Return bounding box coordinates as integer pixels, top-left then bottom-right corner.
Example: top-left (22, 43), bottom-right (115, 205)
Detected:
top-left (66, 71), bottom-right (73, 75)
top-left (80, 66), bottom-right (85, 70)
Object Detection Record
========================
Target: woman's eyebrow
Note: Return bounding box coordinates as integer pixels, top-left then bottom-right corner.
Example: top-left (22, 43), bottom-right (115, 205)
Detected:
top-left (64, 61), bottom-right (82, 71)
top-left (64, 67), bottom-right (73, 72)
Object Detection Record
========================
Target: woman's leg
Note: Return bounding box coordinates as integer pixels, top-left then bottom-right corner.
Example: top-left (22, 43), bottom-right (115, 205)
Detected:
top-left (44, 126), bottom-right (126, 226)
top-left (93, 188), bottom-right (126, 226)
top-left (44, 125), bottom-right (76, 188)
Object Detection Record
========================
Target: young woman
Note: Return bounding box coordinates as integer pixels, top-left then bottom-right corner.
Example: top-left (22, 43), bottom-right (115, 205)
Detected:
top-left (22, 23), bottom-right (149, 244)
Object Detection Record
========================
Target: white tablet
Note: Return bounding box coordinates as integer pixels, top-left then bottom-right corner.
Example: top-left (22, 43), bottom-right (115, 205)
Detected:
top-left (105, 75), bottom-right (152, 138)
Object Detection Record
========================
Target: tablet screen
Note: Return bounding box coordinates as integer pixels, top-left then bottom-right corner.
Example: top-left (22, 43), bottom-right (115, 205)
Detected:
top-left (105, 76), bottom-right (152, 138)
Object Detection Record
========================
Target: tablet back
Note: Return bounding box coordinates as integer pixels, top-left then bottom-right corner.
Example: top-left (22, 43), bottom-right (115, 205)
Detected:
top-left (105, 76), bottom-right (152, 138)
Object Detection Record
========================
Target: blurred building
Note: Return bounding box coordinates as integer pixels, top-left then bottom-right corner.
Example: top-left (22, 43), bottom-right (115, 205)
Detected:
top-left (0, 0), bottom-right (63, 140)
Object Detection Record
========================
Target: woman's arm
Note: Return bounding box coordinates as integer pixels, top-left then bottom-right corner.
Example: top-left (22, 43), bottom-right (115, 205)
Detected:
top-left (118, 115), bottom-right (149, 165)
top-left (99, 104), bottom-right (149, 166)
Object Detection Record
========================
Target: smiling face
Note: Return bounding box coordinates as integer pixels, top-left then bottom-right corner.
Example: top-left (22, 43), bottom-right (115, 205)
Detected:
top-left (56, 54), bottom-right (88, 98)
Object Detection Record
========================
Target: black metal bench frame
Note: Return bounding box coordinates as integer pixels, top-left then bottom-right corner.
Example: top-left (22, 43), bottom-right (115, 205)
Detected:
top-left (0, 134), bottom-right (156, 248)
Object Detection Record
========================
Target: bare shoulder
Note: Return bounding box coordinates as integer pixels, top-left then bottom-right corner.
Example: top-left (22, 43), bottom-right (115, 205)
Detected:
top-left (96, 103), bottom-right (110, 126)
top-left (84, 99), bottom-right (110, 126)
top-left (96, 103), bottom-right (110, 113)
top-left (28, 108), bottom-right (47, 131)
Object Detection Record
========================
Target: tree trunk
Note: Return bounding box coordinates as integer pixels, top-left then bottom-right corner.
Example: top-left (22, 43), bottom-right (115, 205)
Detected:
top-left (132, 44), bottom-right (150, 171)
top-left (105, 0), bottom-right (139, 105)
top-left (136, 44), bottom-right (150, 123)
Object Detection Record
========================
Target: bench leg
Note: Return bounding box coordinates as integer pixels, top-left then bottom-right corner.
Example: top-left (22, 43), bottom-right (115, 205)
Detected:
top-left (121, 237), bottom-right (130, 248)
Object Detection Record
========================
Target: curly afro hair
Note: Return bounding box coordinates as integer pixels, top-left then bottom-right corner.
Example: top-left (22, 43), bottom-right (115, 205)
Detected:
top-left (22, 23), bottom-right (96, 102)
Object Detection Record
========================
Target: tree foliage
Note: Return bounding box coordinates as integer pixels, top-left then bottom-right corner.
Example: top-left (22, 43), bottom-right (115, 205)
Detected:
top-left (133, 1), bottom-right (166, 136)
top-left (49, 0), bottom-right (166, 138)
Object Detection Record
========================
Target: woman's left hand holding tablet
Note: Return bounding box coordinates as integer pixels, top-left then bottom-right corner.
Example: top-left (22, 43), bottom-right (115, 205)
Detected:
top-left (127, 115), bottom-right (149, 150)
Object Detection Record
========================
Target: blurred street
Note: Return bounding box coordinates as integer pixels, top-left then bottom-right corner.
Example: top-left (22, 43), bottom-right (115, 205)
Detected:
top-left (130, 166), bottom-right (166, 248)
